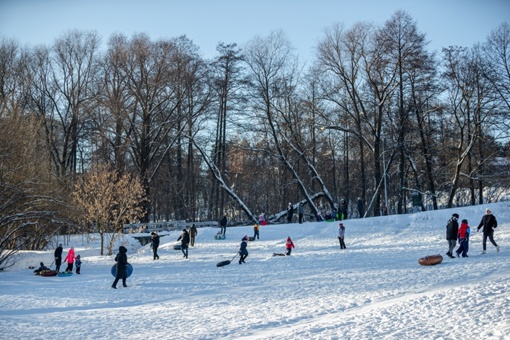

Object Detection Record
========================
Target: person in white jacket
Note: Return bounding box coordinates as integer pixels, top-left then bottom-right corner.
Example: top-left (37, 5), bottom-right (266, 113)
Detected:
top-left (338, 223), bottom-right (346, 249)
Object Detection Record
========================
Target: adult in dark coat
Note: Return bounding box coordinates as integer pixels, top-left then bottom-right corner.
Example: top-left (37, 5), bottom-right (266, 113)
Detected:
top-left (219, 215), bottom-right (228, 236)
top-left (54, 244), bottom-right (63, 273)
top-left (357, 198), bottom-right (364, 218)
top-left (287, 203), bottom-right (294, 223)
top-left (446, 213), bottom-right (459, 258)
top-left (112, 246), bottom-right (128, 289)
top-left (189, 224), bottom-right (198, 246)
top-left (151, 232), bottom-right (160, 260)
top-left (477, 208), bottom-right (500, 254)
top-left (177, 229), bottom-right (190, 259)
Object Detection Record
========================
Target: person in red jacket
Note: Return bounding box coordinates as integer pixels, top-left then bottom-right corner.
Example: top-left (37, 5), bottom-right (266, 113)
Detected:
top-left (64, 247), bottom-right (75, 272)
top-left (455, 219), bottom-right (470, 258)
top-left (285, 237), bottom-right (295, 256)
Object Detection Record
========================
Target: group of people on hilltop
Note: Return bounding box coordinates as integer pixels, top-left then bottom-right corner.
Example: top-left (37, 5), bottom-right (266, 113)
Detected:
top-left (445, 208), bottom-right (500, 258)
top-left (53, 244), bottom-right (81, 274)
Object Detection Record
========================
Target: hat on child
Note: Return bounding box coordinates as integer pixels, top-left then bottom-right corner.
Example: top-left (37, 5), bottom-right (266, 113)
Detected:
top-left (461, 219), bottom-right (468, 224)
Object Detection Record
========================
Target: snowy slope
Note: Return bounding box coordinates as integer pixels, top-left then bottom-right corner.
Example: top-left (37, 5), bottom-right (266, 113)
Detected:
top-left (0, 202), bottom-right (509, 339)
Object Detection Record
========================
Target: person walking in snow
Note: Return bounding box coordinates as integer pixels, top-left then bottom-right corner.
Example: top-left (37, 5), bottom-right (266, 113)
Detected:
top-left (445, 213), bottom-right (459, 258)
top-left (189, 224), bottom-right (198, 247)
top-left (177, 229), bottom-right (190, 259)
top-left (287, 203), bottom-right (294, 223)
top-left (239, 235), bottom-right (249, 264)
top-left (219, 215), bottom-right (228, 237)
top-left (477, 208), bottom-right (500, 254)
top-left (455, 219), bottom-right (470, 258)
top-left (54, 243), bottom-right (63, 273)
top-left (151, 231), bottom-right (160, 259)
top-left (112, 246), bottom-right (128, 289)
top-left (253, 224), bottom-right (260, 240)
top-left (338, 223), bottom-right (346, 249)
top-left (285, 236), bottom-right (295, 256)
top-left (64, 247), bottom-right (75, 272)
top-left (75, 254), bottom-right (82, 274)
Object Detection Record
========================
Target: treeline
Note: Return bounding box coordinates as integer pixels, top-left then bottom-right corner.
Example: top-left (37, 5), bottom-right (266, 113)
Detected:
top-left (1, 11), bottom-right (509, 256)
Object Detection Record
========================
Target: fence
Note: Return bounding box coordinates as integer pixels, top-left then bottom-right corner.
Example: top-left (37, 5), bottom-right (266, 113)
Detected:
top-left (122, 220), bottom-right (218, 234)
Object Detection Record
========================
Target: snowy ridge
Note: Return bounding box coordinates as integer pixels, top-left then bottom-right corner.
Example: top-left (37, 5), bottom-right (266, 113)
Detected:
top-left (0, 202), bottom-right (509, 339)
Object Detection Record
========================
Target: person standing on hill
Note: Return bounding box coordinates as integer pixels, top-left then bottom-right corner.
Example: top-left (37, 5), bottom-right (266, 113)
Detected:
top-left (253, 224), bottom-right (260, 240)
top-left (151, 231), bottom-right (160, 260)
top-left (239, 236), bottom-right (249, 264)
top-left (298, 203), bottom-right (304, 224)
top-left (287, 203), bottom-right (294, 223)
top-left (477, 208), bottom-right (500, 254)
top-left (219, 215), bottom-right (228, 237)
top-left (189, 224), bottom-right (198, 246)
top-left (75, 254), bottom-right (82, 274)
top-left (455, 219), bottom-right (470, 258)
top-left (112, 246), bottom-right (128, 289)
top-left (338, 223), bottom-right (346, 249)
top-left (357, 198), bottom-right (364, 218)
top-left (64, 247), bottom-right (76, 272)
top-left (445, 213), bottom-right (459, 258)
top-left (177, 229), bottom-right (190, 259)
top-left (54, 244), bottom-right (63, 273)
top-left (285, 237), bottom-right (295, 256)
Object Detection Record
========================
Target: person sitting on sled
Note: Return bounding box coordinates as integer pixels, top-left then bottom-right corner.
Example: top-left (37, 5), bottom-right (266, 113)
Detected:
top-left (34, 262), bottom-right (49, 274)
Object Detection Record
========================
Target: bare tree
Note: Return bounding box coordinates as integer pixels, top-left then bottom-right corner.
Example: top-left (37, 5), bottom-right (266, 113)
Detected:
top-left (73, 164), bottom-right (147, 255)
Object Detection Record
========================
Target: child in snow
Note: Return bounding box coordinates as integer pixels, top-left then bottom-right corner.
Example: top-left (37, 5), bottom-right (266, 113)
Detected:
top-left (75, 255), bottom-right (82, 274)
top-left (338, 223), bottom-right (346, 249)
top-left (253, 224), bottom-right (260, 240)
top-left (112, 246), bottom-right (128, 289)
top-left (285, 237), bottom-right (295, 256)
top-left (34, 262), bottom-right (49, 274)
top-left (239, 236), bottom-right (249, 264)
top-left (455, 219), bottom-right (470, 258)
top-left (64, 247), bottom-right (75, 272)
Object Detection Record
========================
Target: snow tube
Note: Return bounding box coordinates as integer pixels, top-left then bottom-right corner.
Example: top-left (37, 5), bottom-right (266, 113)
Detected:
top-left (110, 263), bottom-right (134, 278)
top-left (418, 254), bottom-right (443, 266)
top-left (38, 270), bottom-right (57, 276)
top-left (214, 235), bottom-right (226, 240)
top-left (57, 271), bottom-right (73, 277)
top-left (272, 253), bottom-right (286, 257)
top-left (173, 244), bottom-right (182, 250)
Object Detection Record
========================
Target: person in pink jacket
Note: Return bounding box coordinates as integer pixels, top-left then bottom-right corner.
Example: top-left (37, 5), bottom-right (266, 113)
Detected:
top-left (64, 247), bottom-right (75, 272)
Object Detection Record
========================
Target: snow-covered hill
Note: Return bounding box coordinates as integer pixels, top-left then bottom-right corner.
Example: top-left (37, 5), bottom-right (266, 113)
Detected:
top-left (1, 202), bottom-right (509, 339)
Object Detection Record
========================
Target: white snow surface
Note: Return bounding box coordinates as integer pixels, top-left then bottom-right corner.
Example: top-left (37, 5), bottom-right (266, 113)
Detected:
top-left (1, 203), bottom-right (510, 339)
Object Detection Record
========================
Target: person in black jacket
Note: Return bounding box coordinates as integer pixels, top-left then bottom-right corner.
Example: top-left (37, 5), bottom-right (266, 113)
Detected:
top-left (219, 215), bottom-right (227, 236)
top-left (177, 229), bottom-right (190, 259)
top-left (446, 213), bottom-right (459, 258)
top-left (477, 208), bottom-right (500, 254)
top-left (239, 236), bottom-right (249, 264)
top-left (112, 246), bottom-right (128, 289)
top-left (151, 231), bottom-right (160, 260)
top-left (54, 244), bottom-right (63, 273)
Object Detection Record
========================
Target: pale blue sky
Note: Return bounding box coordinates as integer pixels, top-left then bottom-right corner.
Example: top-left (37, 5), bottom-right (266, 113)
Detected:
top-left (1, 0), bottom-right (509, 62)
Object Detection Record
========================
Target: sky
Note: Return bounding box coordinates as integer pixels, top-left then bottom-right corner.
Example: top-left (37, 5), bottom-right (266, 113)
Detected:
top-left (0, 201), bottom-right (509, 339)
top-left (1, 0), bottom-right (509, 63)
